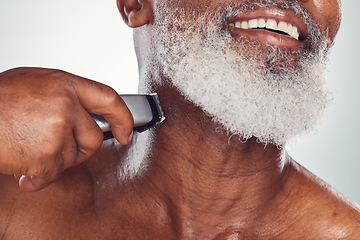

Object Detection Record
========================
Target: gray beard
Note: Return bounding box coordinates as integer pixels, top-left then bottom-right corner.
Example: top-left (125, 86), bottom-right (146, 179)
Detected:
top-left (137, 0), bottom-right (332, 146)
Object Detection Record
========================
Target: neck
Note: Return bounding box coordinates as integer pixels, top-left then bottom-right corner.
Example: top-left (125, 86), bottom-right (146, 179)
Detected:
top-left (135, 84), bottom-right (290, 235)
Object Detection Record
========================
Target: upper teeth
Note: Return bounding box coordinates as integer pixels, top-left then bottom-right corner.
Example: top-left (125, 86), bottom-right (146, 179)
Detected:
top-left (229, 18), bottom-right (300, 40)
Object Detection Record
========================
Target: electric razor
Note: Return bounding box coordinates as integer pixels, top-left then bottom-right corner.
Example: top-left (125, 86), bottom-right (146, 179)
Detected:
top-left (90, 93), bottom-right (165, 140)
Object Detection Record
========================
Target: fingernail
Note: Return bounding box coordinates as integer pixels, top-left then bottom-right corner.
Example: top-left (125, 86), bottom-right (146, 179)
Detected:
top-left (19, 175), bottom-right (27, 183)
top-left (18, 175), bottom-right (34, 191)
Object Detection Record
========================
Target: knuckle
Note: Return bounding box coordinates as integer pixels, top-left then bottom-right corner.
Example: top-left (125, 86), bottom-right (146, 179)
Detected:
top-left (41, 144), bottom-right (62, 160)
top-left (80, 131), bottom-right (103, 159)
top-left (45, 117), bottom-right (68, 141)
top-left (101, 86), bottom-right (120, 109)
top-left (52, 93), bottom-right (74, 110)
top-left (44, 96), bottom-right (74, 132)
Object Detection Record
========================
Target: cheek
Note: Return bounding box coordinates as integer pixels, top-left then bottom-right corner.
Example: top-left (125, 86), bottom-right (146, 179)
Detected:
top-left (306, 0), bottom-right (341, 40)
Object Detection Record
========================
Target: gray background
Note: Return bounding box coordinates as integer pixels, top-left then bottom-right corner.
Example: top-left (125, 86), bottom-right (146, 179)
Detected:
top-left (1, 1), bottom-right (359, 204)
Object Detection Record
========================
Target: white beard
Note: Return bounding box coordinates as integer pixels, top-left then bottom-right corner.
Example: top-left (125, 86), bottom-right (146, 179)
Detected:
top-left (136, 0), bottom-right (331, 146)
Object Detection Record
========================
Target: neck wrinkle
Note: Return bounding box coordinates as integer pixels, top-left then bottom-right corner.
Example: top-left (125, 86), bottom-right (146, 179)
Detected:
top-left (140, 84), bottom-right (290, 235)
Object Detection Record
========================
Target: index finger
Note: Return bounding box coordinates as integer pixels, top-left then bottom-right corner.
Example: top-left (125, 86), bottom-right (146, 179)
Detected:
top-left (62, 72), bottom-right (134, 144)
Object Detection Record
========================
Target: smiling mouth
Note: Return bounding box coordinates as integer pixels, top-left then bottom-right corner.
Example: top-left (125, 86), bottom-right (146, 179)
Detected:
top-left (226, 8), bottom-right (309, 48)
top-left (229, 18), bottom-right (300, 40)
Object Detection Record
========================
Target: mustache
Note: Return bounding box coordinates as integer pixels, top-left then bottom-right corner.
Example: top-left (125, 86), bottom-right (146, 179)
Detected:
top-left (215, 0), bottom-right (329, 55)
top-left (154, 0), bottom-right (330, 63)
top-left (223, 0), bottom-right (308, 18)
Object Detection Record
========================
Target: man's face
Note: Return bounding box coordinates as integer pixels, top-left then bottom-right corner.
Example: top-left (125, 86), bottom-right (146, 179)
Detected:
top-left (138, 0), bottom-right (341, 146)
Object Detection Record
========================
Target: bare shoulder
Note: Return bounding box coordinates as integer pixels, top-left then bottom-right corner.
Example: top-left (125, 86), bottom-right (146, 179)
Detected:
top-left (283, 158), bottom-right (360, 239)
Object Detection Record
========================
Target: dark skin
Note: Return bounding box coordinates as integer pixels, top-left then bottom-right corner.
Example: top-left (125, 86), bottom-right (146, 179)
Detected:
top-left (1, 0), bottom-right (360, 239)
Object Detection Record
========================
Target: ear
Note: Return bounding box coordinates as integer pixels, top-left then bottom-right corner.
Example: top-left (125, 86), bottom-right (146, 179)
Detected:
top-left (117, 0), bottom-right (152, 28)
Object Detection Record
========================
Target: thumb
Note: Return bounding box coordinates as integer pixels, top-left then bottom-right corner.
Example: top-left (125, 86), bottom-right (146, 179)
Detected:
top-left (18, 175), bottom-right (55, 192)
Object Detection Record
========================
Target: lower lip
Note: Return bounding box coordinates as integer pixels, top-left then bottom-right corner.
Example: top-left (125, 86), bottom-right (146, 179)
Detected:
top-left (229, 27), bottom-right (304, 49)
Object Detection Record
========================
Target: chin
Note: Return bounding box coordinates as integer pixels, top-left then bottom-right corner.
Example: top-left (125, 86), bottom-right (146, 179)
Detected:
top-left (140, 0), bottom-right (331, 146)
